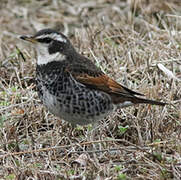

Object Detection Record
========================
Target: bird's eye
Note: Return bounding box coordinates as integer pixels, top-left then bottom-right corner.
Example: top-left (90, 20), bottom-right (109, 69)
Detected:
top-left (37, 38), bottom-right (52, 43)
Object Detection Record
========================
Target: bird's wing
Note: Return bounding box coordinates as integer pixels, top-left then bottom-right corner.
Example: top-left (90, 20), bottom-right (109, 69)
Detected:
top-left (66, 64), bottom-right (143, 98)
top-left (66, 63), bottom-right (166, 106)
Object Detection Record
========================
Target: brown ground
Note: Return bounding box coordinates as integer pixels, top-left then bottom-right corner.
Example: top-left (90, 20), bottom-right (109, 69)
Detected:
top-left (0, 0), bottom-right (181, 179)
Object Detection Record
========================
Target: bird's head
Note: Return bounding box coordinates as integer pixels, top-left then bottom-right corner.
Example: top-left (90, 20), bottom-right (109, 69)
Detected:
top-left (20, 29), bottom-right (75, 65)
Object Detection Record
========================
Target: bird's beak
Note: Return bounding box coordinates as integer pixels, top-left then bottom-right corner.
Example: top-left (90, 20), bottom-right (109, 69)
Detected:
top-left (20, 35), bottom-right (37, 44)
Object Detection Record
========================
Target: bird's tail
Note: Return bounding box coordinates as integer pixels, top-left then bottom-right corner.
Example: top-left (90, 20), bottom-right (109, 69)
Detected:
top-left (116, 96), bottom-right (167, 108)
top-left (135, 97), bottom-right (166, 106)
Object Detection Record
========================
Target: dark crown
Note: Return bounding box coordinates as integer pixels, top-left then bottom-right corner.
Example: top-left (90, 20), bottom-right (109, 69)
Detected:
top-left (34, 29), bottom-right (74, 55)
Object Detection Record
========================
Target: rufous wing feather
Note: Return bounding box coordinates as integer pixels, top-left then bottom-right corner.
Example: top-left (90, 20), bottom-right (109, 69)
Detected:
top-left (75, 74), bottom-right (143, 96)
top-left (66, 64), bottom-right (166, 106)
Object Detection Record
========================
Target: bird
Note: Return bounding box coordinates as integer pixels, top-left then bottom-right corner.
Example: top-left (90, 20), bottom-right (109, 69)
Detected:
top-left (20, 29), bottom-right (166, 126)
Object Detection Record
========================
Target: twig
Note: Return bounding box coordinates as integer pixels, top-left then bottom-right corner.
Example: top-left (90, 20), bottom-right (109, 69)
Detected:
top-left (0, 139), bottom-right (151, 159)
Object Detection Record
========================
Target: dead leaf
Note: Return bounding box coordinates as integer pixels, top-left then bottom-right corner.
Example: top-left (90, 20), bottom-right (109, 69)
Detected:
top-left (11, 108), bottom-right (25, 115)
top-left (71, 154), bottom-right (88, 167)
top-left (157, 63), bottom-right (180, 81)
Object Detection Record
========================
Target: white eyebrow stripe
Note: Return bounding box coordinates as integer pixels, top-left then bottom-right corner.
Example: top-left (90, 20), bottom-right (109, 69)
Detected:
top-left (36, 33), bottom-right (67, 43)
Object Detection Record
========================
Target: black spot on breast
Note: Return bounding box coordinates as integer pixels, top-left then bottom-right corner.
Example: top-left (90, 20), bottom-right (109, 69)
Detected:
top-left (66, 96), bottom-right (71, 101)
top-left (57, 85), bottom-right (63, 92)
top-left (95, 106), bottom-right (99, 112)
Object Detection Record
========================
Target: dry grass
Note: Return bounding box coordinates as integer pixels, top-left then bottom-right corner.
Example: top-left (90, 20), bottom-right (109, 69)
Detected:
top-left (0, 0), bottom-right (181, 179)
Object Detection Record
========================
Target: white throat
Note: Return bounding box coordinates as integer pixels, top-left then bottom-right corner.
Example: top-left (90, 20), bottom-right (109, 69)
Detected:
top-left (36, 44), bottom-right (66, 65)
